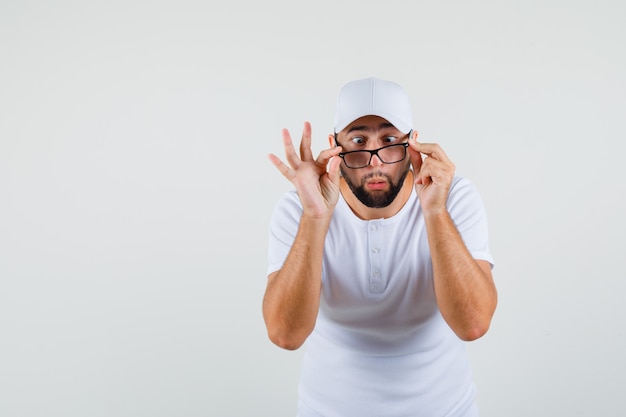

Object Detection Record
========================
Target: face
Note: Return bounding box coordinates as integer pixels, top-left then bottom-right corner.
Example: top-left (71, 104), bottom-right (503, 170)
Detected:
top-left (335, 116), bottom-right (411, 208)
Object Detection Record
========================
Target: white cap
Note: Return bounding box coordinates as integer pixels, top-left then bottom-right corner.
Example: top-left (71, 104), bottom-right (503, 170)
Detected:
top-left (333, 77), bottom-right (413, 134)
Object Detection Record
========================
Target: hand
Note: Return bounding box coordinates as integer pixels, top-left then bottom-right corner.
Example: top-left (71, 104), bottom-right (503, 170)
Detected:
top-left (408, 131), bottom-right (456, 214)
top-left (268, 122), bottom-right (343, 219)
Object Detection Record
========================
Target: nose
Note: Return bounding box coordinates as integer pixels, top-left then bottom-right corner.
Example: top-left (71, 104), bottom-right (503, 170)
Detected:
top-left (369, 152), bottom-right (384, 167)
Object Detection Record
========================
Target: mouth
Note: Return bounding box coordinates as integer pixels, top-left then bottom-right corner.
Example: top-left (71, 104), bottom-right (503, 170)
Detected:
top-left (365, 179), bottom-right (389, 191)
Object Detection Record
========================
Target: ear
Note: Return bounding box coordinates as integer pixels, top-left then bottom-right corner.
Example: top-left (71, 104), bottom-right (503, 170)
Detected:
top-left (407, 130), bottom-right (422, 172)
top-left (328, 133), bottom-right (336, 148)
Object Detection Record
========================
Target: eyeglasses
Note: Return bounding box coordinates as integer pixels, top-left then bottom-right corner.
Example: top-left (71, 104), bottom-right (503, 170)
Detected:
top-left (338, 142), bottom-right (409, 169)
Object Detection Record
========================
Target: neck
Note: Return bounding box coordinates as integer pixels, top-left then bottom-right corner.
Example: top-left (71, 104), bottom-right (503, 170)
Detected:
top-left (340, 170), bottom-right (414, 220)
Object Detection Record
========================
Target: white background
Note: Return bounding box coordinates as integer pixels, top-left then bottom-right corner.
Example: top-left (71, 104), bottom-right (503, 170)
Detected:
top-left (1, 1), bottom-right (624, 416)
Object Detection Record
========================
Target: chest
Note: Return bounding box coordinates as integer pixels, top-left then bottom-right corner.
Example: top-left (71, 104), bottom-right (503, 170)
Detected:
top-left (321, 209), bottom-right (437, 323)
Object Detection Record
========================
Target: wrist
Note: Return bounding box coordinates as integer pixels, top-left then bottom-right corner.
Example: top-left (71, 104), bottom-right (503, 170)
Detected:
top-left (421, 206), bottom-right (449, 221)
top-left (300, 210), bottom-right (333, 225)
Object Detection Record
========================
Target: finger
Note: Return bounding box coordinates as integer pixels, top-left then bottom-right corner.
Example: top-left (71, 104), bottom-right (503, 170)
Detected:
top-left (299, 121), bottom-right (314, 162)
top-left (281, 128), bottom-right (301, 168)
top-left (411, 139), bottom-right (451, 163)
top-left (419, 157), bottom-right (438, 175)
top-left (268, 153), bottom-right (295, 181)
top-left (315, 146), bottom-right (342, 169)
top-left (414, 165), bottom-right (430, 186)
top-left (414, 156), bottom-right (437, 186)
top-left (417, 158), bottom-right (453, 185)
top-left (408, 143), bottom-right (423, 173)
top-left (328, 153), bottom-right (342, 185)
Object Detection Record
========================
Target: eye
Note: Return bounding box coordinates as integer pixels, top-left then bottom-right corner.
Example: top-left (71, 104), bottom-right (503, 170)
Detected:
top-left (350, 136), bottom-right (366, 145)
top-left (383, 136), bottom-right (398, 143)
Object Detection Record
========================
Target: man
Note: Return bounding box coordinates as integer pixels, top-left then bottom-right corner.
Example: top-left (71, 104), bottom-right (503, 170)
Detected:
top-left (263, 77), bottom-right (497, 417)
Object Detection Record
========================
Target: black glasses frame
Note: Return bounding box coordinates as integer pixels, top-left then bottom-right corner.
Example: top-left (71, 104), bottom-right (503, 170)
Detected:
top-left (334, 130), bottom-right (412, 169)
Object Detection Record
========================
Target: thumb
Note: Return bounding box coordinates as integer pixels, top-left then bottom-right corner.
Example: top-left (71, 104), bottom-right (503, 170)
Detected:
top-left (408, 145), bottom-right (422, 173)
top-left (328, 153), bottom-right (342, 185)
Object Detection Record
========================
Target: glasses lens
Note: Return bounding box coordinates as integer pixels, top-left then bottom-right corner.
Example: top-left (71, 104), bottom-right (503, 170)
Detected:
top-left (342, 144), bottom-right (407, 168)
top-left (344, 151), bottom-right (370, 168)
top-left (378, 144), bottom-right (406, 163)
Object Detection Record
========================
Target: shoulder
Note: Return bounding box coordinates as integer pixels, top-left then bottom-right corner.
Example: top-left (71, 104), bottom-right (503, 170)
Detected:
top-left (449, 176), bottom-right (477, 193)
top-left (448, 176), bottom-right (483, 202)
top-left (273, 190), bottom-right (302, 211)
top-left (447, 176), bottom-right (488, 215)
top-left (269, 190), bottom-right (302, 226)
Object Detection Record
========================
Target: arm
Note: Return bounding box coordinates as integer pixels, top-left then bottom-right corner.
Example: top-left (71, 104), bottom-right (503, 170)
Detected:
top-left (264, 215), bottom-right (330, 350)
top-left (423, 210), bottom-right (497, 341)
top-left (263, 122), bottom-right (342, 350)
top-left (408, 132), bottom-right (497, 341)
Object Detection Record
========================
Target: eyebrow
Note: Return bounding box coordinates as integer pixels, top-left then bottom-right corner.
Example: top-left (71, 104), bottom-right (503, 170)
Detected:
top-left (346, 122), bottom-right (395, 134)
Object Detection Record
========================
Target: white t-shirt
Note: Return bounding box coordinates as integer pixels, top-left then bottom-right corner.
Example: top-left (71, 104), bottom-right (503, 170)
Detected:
top-left (267, 176), bottom-right (494, 417)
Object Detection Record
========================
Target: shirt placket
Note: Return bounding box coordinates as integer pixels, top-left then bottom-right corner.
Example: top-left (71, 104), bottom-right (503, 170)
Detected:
top-left (367, 220), bottom-right (384, 294)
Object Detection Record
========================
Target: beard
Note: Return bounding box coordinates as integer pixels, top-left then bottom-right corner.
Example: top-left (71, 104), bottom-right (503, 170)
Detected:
top-left (341, 163), bottom-right (410, 208)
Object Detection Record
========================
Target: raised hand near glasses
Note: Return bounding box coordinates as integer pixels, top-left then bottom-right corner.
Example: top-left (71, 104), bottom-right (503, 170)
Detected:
top-left (268, 122), bottom-right (343, 220)
top-left (407, 131), bottom-right (456, 214)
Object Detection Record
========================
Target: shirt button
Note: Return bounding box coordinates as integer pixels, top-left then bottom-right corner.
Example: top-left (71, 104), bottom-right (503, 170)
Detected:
top-left (373, 270), bottom-right (380, 278)
top-left (371, 248), bottom-right (379, 254)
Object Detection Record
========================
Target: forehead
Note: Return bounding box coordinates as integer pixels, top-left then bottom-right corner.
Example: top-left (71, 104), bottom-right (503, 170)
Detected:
top-left (341, 115), bottom-right (401, 135)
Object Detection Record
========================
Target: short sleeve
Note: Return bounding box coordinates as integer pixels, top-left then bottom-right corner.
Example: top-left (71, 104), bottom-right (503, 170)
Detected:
top-left (267, 191), bottom-right (303, 276)
top-left (446, 177), bottom-right (494, 268)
